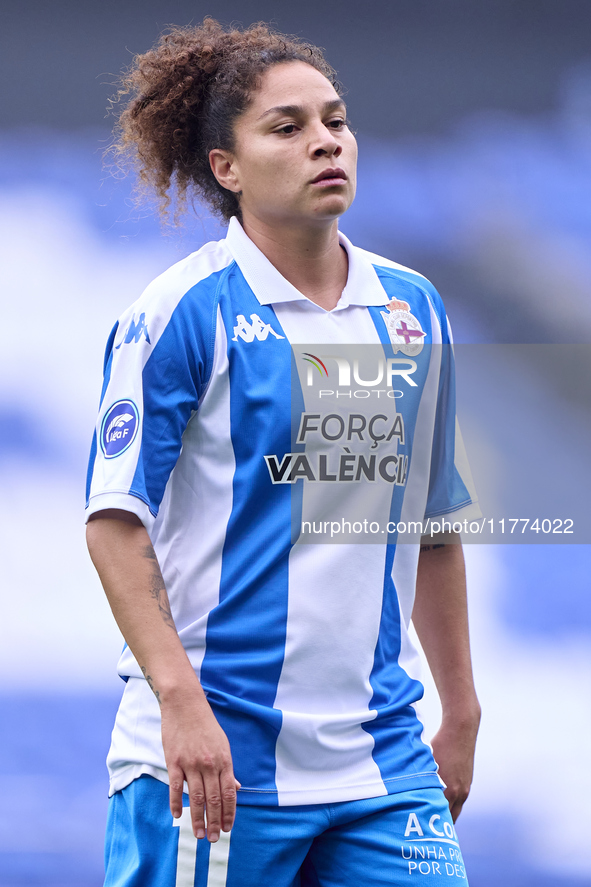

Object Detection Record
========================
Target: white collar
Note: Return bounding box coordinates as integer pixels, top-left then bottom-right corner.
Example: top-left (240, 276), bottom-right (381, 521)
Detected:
top-left (225, 216), bottom-right (389, 309)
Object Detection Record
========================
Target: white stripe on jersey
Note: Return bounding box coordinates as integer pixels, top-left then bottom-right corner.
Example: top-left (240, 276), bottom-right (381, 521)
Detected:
top-left (272, 300), bottom-right (392, 802)
top-left (146, 309), bottom-right (236, 678)
top-left (274, 543), bottom-right (388, 803)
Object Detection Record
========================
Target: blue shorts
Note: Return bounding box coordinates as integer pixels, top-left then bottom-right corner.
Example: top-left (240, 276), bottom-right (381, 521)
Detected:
top-left (104, 775), bottom-right (469, 886)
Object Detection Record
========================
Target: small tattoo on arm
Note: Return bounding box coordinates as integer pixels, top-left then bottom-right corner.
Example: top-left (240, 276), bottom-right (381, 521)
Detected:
top-left (420, 543), bottom-right (446, 552)
top-left (142, 545), bottom-right (158, 561)
top-left (142, 544), bottom-right (176, 629)
top-left (141, 666), bottom-right (162, 707)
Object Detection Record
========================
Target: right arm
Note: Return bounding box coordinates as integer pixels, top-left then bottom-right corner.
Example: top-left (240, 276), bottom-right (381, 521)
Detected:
top-left (86, 508), bottom-right (238, 842)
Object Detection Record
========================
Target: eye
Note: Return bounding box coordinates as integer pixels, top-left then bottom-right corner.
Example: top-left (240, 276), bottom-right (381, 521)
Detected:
top-left (327, 118), bottom-right (347, 130)
top-left (276, 123), bottom-right (298, 134)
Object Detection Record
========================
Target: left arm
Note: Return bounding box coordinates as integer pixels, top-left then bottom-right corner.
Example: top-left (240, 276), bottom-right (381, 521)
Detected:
top-left (412, 535), bottom-right (481, 822)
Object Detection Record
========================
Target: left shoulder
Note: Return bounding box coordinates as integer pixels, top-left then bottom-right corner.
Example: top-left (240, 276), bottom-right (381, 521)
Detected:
top-left (358, 245), bottom-right (447, 317)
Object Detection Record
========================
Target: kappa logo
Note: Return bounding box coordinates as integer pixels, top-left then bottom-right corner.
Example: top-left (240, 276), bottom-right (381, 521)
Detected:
top-left (115, 313), bottom-right (151, 348)
top-left (232, 313), bottom-right (284, 342)
top-left (380, 300), bottom-right (426, 356)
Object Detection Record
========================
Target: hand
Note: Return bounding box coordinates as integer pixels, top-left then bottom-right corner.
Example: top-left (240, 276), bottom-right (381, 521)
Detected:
top-left (430, 711), bottom-right (480, 822)
top-left (161, 689), bottom-right (240, 842)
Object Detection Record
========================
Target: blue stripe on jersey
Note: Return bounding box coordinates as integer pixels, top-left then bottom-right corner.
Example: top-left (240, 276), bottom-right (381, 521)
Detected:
top-left (425, 344), bottom-right (471, 517)
top-left (363, 267), bottom-right (468, 784)
top-left (199, 266), bottom-right (294, 799)
top-left (362, 556), bottom-right (437, 786)
top-left (373, 268), bottom-right (435, 342)
top-left (290, 348), bottom-right (306, 543)
top-left (366, 297), bottom-right (431, 531)
top-left (85, 321), bottom-right (119, 506)
top-left (369, 268), bottom-right (471, 520)
top-left (129, 269), bottom-right (225, 516)
top-left (85, 432), bottom-right (98, 507)
top-left (375, 265), bottom-right (449, 331)
top-left (364, 302), bottom-right (438, 782)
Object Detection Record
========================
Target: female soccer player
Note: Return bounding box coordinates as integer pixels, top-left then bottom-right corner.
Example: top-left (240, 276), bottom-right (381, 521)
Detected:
top-left (86, 18), bottom-right (481, 887)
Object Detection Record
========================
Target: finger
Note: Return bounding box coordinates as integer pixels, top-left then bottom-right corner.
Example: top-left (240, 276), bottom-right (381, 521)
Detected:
top-left (449, 798), bottom-right (462, 822)
top-left (220, 769), bottom-right (238, 832)
top-left (187, 771), bottom-right (206, 840)
top-left (453, 798), bottom-right (466, 822)
top-left (202, 770), bottom-right (223, 843)
top-left (168, 766), bottom-right (186, 820)
top-left (447, 788), bottom-right (468, 823)
top-left (443, 781), bottom-right (461, 803)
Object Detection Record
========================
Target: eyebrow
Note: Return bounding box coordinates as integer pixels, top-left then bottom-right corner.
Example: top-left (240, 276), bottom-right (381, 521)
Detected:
top-left (257, 98), bottom-right (346, 122)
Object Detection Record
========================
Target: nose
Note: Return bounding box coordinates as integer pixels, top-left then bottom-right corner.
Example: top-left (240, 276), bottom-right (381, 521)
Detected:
top-left (314, 141), bottom-right (342, 159)
top-left (310, 122), bottom-right (342, 158)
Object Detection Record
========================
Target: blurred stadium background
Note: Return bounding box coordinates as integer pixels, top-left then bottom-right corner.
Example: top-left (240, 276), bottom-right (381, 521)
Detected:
top-left (1, 1), bottom-right (590, 884)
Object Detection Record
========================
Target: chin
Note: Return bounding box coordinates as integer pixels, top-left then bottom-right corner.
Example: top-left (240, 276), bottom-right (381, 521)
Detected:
top-left (312, 197), bottom-right (352, 220)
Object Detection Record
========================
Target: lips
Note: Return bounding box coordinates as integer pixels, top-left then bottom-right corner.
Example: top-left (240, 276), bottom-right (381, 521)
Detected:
top-left (311, 168), bottom-right (347, 184)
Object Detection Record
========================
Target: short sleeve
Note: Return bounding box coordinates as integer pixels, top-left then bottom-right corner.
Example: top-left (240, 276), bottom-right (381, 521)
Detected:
top-left (424, 327), bottom-right (480, 524)
top-left (85, 279), bottom-right (217, 531)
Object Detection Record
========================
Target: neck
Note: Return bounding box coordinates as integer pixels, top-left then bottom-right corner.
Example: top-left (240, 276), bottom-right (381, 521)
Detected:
top-left (239, 212), bottom-right (348, 312)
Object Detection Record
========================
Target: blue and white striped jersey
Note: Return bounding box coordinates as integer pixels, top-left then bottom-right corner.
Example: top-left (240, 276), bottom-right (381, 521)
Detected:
top-left (86, 217), bottom-right (479, 805)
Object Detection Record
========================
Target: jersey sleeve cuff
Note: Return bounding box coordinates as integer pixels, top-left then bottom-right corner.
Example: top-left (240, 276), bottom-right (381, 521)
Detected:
top-left (85, 492), bottom-right (156, 532)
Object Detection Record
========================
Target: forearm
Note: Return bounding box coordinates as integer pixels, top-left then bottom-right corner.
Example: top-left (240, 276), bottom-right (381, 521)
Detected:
top-left (86, 508), bottom-right (237, 840)
top-left (412, 534), bottom-right (480, 819)
top-left (86, 509), bottom-right (203, 705)
top-left (413, 536), bottom-right (480, 724)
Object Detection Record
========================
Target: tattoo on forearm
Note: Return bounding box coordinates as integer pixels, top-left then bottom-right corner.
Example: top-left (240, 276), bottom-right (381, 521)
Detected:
top-left (142, 544), bottom-right (176, 629)
top-left (420, 543), bottom-right (446, 552)
top-left (141, 665), bottom-right (162, 707)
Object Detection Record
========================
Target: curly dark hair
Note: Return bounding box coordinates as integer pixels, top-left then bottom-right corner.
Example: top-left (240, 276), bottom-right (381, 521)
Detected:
top-left (111, 17), bottom-right (341, 223)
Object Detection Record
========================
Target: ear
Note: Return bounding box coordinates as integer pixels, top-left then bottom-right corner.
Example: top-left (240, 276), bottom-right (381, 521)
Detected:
top-left (209, 149), bottom-right (241, 193)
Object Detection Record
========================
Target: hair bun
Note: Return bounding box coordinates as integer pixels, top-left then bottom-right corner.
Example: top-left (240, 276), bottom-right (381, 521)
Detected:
top-left (198, 44), bottom-right (218, 75)
top-left (111, 18), bottom-right (340, 223)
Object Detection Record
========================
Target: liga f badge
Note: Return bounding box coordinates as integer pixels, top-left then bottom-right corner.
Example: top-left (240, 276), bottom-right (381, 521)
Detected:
top-left (380, 299), bottom-right (426, 356)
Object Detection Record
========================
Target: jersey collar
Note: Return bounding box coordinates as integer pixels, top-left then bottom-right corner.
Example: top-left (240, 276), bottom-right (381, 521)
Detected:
top-left (225, 216), bottom-right (389, 309)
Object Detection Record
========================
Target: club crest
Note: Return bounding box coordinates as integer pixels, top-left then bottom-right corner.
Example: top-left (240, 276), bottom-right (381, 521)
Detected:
top-left (380, 299), bottom-right (426, 356)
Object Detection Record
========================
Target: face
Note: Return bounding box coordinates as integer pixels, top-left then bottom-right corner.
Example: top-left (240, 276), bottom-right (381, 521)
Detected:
top-left (210, 61), bottom-right (358, 229)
